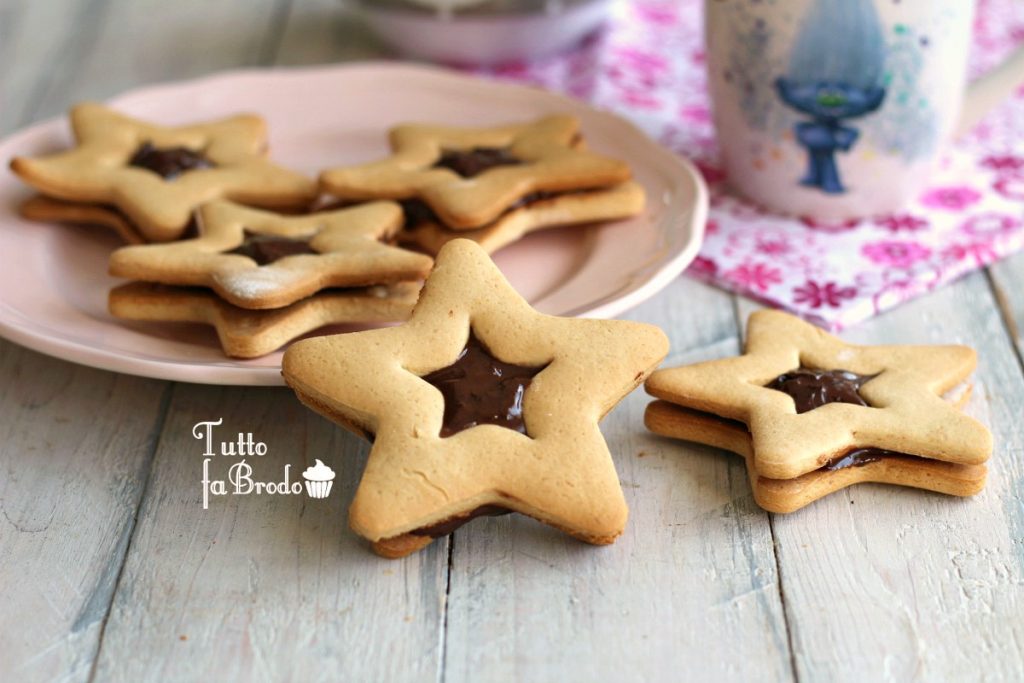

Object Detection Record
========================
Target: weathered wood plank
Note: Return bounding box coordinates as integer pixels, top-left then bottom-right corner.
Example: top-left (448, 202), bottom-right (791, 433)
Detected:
top-left (442, 278), bottom-right (795, 683)
top-left (735, 272), bottom-right (1024, 681)
top-left (989, 251), bottom-right (1024, 364)
top-left (92, 385), bottom-right (448, 682)
top-left (0, 1), bottom-right (305, 681)
top-left (0, 2), bottom-right (177, 681)
top-left (0, 344), bottom-right (170, 683)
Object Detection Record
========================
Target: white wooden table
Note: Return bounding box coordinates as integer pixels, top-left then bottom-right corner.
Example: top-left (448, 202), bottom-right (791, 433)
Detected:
top-left (2, 2), bottom-right (1023, 681)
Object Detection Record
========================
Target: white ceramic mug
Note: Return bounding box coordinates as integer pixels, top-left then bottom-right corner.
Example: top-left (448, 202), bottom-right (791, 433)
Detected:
top-left (704, 0), bottom-right (1024, 219)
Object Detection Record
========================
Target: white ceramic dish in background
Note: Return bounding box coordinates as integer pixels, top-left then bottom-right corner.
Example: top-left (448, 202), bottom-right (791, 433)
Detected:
top-left (355, 0), bottom-right (615, 64)
top-left (0, 63), bottom-right (706, 386)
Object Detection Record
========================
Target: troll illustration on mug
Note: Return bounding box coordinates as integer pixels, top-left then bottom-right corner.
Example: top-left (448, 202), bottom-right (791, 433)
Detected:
top-left (775, 0), bottom-right (887, 194)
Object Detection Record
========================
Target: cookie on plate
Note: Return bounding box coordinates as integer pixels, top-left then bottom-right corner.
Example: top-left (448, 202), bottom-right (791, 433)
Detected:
top-left (398, 181), bottom-right (645, 255)
top-left (644, 309), bottom-right (991, 512)
top-left (319, 115), bottom-right (632, 230)
top-left (109, 200), bottom-right (433, 310)
top-left (10, 103), bottom-right (317, 242)
top-left (109, 281), bottom-right (419, 359)
top-left (19, 195), bottom-right (148, 245)
top-left (282, 239), bottom-right (668, 558)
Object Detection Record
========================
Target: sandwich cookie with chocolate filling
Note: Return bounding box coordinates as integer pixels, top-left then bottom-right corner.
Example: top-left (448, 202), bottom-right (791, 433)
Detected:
top-left (282, 239), bottom-right (668, 558)
top-left (109, 281), bottom-right (419, 359)
top-left (644, 310), bottom-right (991, 512)
top-left (398, 181), bottom-right (646, 256)
top-left (10, 103), bottom-right (316, 241)
top-left (319, 115), bottom-right (633, 230)
top-left (109, 200), bottom-right (433, 310)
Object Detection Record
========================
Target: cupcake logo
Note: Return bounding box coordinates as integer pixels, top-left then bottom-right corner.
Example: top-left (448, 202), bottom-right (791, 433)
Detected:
top-left (302, 459), bottom-right (336, 499)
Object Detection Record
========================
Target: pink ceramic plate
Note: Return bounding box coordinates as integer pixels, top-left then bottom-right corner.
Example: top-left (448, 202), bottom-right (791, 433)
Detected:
top-left (0, 63), bottom-right (706, 385)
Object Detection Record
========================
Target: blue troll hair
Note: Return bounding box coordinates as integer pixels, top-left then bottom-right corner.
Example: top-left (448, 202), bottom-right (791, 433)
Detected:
top-left (786, 0), bottom-right (886, 89)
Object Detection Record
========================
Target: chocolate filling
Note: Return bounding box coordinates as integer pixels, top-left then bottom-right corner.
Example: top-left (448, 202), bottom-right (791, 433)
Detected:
top-left (226, 230), bottom-right (317, 265)
top-left (410, 504), bottom-right (512, 538)
top-left (433, 146), bottom-right (522, 178)
top-left (180, 216), bottom-right (200, 239)
top-left (506, 190), bottom-right (562, 211)
top-left (766, 367), bottom-right (875, 414)
top-left (421, 333), bottom-right (547, 438)
top-left (762, 367), bottom-right (916, 470)
top-left (129, 141), bottom-right (214, 180)
top-left (400, 198), bottom-right (440, 228)
top-left (820, 447), bottom-right (901, 471)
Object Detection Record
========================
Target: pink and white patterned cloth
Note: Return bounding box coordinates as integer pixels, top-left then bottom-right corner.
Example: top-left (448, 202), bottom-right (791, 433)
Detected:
top-left (477, 0), bottom-right (1024, 329)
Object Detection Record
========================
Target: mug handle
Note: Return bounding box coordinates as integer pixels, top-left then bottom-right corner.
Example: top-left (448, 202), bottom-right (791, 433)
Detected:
top-left (956, 44), bottom-right (1024, 137)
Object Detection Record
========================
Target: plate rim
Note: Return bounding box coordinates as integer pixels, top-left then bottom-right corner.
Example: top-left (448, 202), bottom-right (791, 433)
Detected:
top-left (0, 62), bottom-right (707, 386)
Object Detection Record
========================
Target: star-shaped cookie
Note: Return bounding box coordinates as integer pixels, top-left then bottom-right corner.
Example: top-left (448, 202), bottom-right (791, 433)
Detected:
top-left (109, 281), bottom-right (418, 358)
top-left (282, 239), bottom-right (668, 557)
top-left (399, 181), bottom-right (646, 256)
top-left (644, 310), bottom-right (991, 512)
top-left (108, 200), bottom-right (433, 309)
top-left (319, 115), bottom-right (632, 230)
top-left (10, 103), bottom-right (317, 241)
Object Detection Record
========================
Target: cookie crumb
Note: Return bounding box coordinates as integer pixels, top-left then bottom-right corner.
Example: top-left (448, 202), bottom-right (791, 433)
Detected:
top-left (179, 635), bottom-right (187, 642)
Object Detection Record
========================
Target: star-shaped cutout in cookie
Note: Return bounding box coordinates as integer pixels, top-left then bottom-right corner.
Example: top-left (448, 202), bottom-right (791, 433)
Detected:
top-left (109, 281), bottom-right (418, 358)
top-left (644, 310), bottom-right (991, 511)
top-left (109, 200), bottom-right (433, 309)
top-left (10, 103), bottom-right (317, 241)
top-left (282, 239), bottom-right (668, 557)
top-left (319, 115), bottom-right (632, 230)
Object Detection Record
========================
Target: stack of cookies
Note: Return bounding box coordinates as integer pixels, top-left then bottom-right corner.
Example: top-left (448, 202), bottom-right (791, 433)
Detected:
top-left (318, 114), bottom-right (645, 256)
top-left (10, 105), bottom-right (643, 358)
top-left (644, 310), bottom-right (992, 513)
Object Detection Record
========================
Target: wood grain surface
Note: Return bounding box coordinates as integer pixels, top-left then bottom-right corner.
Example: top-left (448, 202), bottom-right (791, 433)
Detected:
top-left (0, 1), bottom-right (1022, 682)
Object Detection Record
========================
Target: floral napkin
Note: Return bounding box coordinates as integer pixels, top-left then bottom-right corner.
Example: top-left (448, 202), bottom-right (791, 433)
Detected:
top-left (477, 0), bottom-right (1024, 328)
